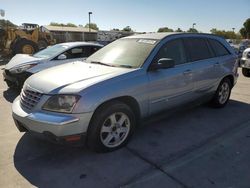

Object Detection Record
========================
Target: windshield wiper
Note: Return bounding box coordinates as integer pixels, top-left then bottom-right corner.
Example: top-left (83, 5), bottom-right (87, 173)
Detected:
top-left (90, 61), bottom-right (134, 68)
top-left (90, 61), bottom-right (114, 67)
top-left (117, 64), bottom-right (133, 68)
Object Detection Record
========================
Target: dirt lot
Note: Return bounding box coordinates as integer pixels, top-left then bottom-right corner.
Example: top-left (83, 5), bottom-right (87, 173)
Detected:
top-left (0, 66), bottom-right (250, 188)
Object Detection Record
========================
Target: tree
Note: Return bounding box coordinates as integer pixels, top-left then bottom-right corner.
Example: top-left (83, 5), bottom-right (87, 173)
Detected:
top-left (187, 28), bottom-right (198, 33)
top-left (66, 23), bottom-right (77, 27)
top-left (240, 18), bottom-right (250, 39)
top-left (85, 23), bottom-right (99, 31)
top-left (112, 28), bottom-right (120, 31)
top-left (122, 26), bottom-right (133, 32)
top-left (240, 28), bottom-right (247, 39)
top-left (157, 27), bottom-right (174, 32)
top-left (49, 22), bottom-right (77, 27)
top-left (210, 28), bottom-right (237, 39)
top-left (175, 28), bottom-right (183, 32)
top-left (49, 22), bottom-right (61, 26)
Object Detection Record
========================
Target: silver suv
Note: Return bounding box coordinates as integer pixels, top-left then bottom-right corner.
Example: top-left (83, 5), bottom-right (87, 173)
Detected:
top-left (12, 33), bottom-right (238, 152)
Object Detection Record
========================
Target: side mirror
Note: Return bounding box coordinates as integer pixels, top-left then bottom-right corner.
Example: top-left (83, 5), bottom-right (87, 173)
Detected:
top-left (57, 54), bottom-right (67, 60)
top-left (150, 58), bottom-right (175, 70)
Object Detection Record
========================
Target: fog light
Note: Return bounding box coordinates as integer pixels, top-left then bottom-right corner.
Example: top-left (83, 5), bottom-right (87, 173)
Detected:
top-left (64, 135), bottom-right (81, 142)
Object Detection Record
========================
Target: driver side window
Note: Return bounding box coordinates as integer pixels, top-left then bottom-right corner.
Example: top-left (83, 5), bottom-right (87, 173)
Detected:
top-left (57, 47), bottom-right (87, 60)
top-left (154, 39), bottom-right (187, 65)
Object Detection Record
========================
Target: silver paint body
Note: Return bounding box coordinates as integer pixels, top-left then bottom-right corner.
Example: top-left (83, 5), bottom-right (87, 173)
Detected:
top-left (12, 33), bottom-right (238, 137)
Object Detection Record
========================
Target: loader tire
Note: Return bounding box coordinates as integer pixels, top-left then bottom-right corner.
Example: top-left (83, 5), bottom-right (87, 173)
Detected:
top-left (13, 39), bottom-right (38, 55)
top-left (37, 39), bottom-right (48, 50)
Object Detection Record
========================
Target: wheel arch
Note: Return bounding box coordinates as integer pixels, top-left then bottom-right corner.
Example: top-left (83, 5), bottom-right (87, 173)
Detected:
top-left (221, 74), bottom-right (234, 88)
top-left (88, 96), bottom-right (141, 131)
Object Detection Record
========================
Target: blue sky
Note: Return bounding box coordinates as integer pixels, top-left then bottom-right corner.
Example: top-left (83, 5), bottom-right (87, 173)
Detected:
top-left (0, 0), bottom-right (249, 33)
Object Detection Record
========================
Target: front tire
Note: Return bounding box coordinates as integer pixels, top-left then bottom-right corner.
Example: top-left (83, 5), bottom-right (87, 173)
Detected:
top-left (13, 39), bottom-right (38, 55)
top-left (210, 78), bottom-right (232, 108)
top-left (242, 68), bottom-right (250, 77)
top-left (87, 101), bottom-right (136, 152)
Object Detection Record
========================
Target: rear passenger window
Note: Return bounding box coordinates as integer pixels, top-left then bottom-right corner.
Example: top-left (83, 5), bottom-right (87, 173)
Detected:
top-left (154, 39), bottom-right (187, 65)
top-left (63, 47), bottom-right (88, 59)
top-left (208, 39), bottom-right (230, 57)
top-left (87, 46), bottom-right (101, 56)
top-left (184, 38), bottom-right (213, 61)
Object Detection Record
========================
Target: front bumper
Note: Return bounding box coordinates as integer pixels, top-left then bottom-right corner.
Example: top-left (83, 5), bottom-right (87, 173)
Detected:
top-left (12, 96), bottom-right (93, 145)
top-left (240, 58), bottom-right (250, 69)
top-left (2, 69), bottom-right (32, 88)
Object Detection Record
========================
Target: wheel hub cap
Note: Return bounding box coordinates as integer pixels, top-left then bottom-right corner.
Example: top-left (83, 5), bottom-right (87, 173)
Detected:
top-left (100, 112), bottom-right (130, 148)
top-left (22, 45), bottom-right (34, 54)
top-left (218, 82), bottom-right (230, 104)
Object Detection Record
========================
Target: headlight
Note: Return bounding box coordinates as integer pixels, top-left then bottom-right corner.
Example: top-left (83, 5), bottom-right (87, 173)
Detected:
top-left (42, 95), bottom-right (81, 113)
top-left (9, 63), bottom-right (37, 74)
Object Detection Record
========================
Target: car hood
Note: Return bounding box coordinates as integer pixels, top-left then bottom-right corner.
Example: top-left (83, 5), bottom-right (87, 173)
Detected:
top-left (5, 54), bottom-right (43, 70)
top-left (25, 61), bottom-right (135, 94)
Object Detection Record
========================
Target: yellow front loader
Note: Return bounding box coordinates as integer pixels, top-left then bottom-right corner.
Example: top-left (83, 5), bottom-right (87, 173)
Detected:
top-left (0, 23), bottom-right (55, 56)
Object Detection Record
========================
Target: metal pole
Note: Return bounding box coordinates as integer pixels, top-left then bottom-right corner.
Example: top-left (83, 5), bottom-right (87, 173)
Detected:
top-left (88, 12), bottom-right (92, 32)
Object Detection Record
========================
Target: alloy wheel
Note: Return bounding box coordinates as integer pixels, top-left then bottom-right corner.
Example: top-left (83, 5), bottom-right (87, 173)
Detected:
top-left (100, 112), bottom-right (130, 148)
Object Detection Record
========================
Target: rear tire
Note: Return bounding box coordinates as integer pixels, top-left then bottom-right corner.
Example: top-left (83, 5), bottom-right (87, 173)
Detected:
top-left (242, 68), bottom-right (250, 77)
top-left (13, 39), bottom-right (38, 55)
top-left (37, 39), bottom-right (48, 50)
top-left (210, 78), bottom-right (232, 108)
top-left (87, 101), bottom-right (136, 153)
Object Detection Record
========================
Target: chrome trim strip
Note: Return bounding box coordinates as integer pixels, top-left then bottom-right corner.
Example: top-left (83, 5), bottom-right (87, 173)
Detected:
top-left (151, 98), bottom-right (168, 104)
top-left (151, 91), bottom-right (193, 104)
top-left (27, 112), bottom-right (79, 125)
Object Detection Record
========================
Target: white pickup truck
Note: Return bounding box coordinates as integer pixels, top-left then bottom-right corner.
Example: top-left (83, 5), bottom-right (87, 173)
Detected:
top-left (241, 48), bottom-right (250, 77)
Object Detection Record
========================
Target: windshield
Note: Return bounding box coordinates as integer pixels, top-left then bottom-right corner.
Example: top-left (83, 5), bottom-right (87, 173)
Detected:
top-left (33, 44), bottom-right (69, 58)
top-left (86, 38), bottom-right (158, 68)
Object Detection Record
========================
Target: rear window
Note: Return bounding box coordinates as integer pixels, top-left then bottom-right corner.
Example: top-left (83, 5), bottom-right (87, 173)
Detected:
top-left (208, 39), bottom-right (230, 57)
top-left (86, 46), bottom-right (102, 56)
top-left (184, 38), bottom-right (213, 61)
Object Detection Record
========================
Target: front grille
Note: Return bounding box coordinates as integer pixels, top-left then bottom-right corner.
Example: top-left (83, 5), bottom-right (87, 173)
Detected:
top-left (20, 88), bottom-right (43, 110)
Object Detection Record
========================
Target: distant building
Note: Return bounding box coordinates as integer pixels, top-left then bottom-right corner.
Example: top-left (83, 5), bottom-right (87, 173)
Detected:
top-left (97, 30), bottom-right (134, 45)
top-left (42, 25), bottom-right (97, 43)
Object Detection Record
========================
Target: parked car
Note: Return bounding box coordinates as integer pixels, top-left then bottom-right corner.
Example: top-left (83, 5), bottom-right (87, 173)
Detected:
top-left (3, 42), bottom-right (103, 89)
top-left (240, 40), bottom-right (250, 48)
top-left (12, 33), bottom-right (238, 152)
top-left (240, 47), bottom-right (250, 77)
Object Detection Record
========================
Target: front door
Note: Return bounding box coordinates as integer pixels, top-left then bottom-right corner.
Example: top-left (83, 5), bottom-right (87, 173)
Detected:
top-left (147, 39), bottom-right (194, 115)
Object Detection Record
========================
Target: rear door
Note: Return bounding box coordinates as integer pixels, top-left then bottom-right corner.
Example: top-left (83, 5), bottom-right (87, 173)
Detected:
top-left (207, 38), bottom-right (233, 77)
top-left (183, 37), bottom-right (217, 95)
top-left (147, 39), bottom-right (195, 114)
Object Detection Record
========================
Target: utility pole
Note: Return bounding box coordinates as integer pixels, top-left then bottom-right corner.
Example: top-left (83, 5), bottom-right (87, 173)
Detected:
top-left (0, 9), bottom-right (5, 17)
top-left (88, 12), bottom-right (92, 32)
top-left (0, 9), bottom-right (7, 31)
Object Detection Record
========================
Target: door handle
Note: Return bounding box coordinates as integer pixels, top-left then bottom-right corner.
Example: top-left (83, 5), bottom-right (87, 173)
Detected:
top-left (183, 69), bottom-right (192, 75)
top-left (214, 62), bottom-right (220, 67)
